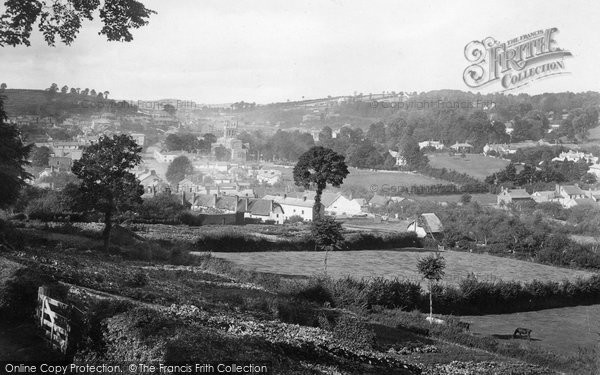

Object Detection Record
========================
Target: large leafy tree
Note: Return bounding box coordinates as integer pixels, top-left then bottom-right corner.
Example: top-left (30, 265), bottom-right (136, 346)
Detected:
top-left (165, 155), bottom-right (193, 186)
top-left (0, 0), bottom-right (155, 47)
top-left (0, 96), bottom-right (32, 209)
top-left (293, 146), bottom-right (349, 219)
top-left (31, 145), bottom-right (51, 167)
top-left (72, 134), bottom-right (143, 251)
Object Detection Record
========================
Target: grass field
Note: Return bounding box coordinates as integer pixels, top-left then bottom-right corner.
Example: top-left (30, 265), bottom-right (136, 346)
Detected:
top-left (210, 250), bottom-right (595, 286)
top-left (462, 304), bottom-right (600, 356)
top-left (269, 165), bottom-right (446, 188)
top-left (343, 169), bottom-right (445, 188)
top-left (427, 153), bottom-right (510, 180)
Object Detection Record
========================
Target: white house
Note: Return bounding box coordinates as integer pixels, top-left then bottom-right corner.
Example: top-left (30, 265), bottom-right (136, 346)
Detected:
top-left (552, 150), bottom-right (598, 164)
top-left (263, 194), bottom-right (319, 222)
top-left (153, 150), bottom-right (183, 163)
top-left (407, 213), bottom-right (444, 240)
top-left (418, 140), bottom-right (445, 150)
top-left (256, 169), bottom-right (283, 185)
top-left (388, 150), bottom-right (406, 166)
top-left (322, 193), bottom-right (364, 216)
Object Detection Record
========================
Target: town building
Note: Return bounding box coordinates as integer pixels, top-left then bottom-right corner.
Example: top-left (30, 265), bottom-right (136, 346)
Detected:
top-left (450, 142), bottom-right (474, 153)
top-left (407, 213), bottom-right (444, 240)
top-left (497, 188), bottom-right (533, 207)
top-left (418, 140), bottom-right (445, 150)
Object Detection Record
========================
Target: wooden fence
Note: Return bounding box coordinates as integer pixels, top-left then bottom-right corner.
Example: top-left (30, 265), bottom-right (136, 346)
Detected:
top-left (36, 286), bottom-right (72, 354)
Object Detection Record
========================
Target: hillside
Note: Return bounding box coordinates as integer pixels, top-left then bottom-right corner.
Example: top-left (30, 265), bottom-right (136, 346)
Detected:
top-left (1, 89), bottom-right (130, 118)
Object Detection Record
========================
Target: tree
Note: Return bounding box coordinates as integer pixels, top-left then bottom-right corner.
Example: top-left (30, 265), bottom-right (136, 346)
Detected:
top-left (1, 83), bottom-right (7, 90)
top-left (163, 104), bottom-right (177, 117)
top-left (72, 134), bottom-right (143, 251)
top-left (293, 146), bottom-right (349, 219)
top-left (0, 0), bottom-right (155, 47)
top-left (165, 134), bottom-right (184, 151)
top-left (399, 136), bottom-right (428, 170)
top-left (61, 85), bottom-right (69, 94)
top-left (417, 253), bottom-right (446, 321)
top-left (311, 216), bottom-right (345, 272)
top-left (48, 83), bottom-right (59, 93)
top-left (104, 91), bottom-right (110, 99)
top-left (0, 97), bottom-right (32, 209)
top-left (165, 156), bottom-right (193, 186)
top-left (460, 193), bottom-right (472, 205)
top-left (214, 145), bottom-right (231, 161)
top-left (90, 89), bottom-right (97, 96)
top-left (31, 145), bottom-right (51, 167)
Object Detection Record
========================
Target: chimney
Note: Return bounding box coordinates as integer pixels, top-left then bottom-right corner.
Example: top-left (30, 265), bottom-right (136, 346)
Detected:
top-left (213, 194), bottom-right (218, 208)
top-left (303, 196), bottom-right (307, 201)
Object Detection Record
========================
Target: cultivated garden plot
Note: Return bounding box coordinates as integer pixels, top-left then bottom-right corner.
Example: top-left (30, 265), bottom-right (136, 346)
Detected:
top-left (210, 250), bottom-right (596, 286)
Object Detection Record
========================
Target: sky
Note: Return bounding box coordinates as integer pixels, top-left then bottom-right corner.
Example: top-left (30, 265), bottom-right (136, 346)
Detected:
top-left (1, 0), bottom-right (599, 104)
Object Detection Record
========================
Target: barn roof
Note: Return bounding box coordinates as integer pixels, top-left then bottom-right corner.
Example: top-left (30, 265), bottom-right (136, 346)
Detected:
top-left (421, 213), bottom-right (443, 233)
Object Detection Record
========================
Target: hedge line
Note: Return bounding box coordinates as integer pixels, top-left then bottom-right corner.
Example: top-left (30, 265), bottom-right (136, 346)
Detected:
top-left (298, 274), bottom-right (600, 315)
top-left (194, 232), bottom-right (420, 252)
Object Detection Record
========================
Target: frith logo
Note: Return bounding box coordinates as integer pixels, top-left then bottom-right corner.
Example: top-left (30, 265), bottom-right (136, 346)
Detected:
top-left (463, 28), bottom-right (572, 91)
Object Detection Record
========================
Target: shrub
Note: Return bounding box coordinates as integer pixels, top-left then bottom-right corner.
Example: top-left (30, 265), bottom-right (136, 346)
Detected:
top-left (332, 315), bottom-right (376, 351)
top-left (285, 215), bottom-right (304, 224)
top-left (127, 270), bottom-right (149, 287)
top-left (0, 265), bottom-right (54, 321)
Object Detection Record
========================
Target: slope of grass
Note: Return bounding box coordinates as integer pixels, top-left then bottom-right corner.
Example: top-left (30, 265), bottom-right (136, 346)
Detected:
top-left (427, 154), bottom-right (510, 180)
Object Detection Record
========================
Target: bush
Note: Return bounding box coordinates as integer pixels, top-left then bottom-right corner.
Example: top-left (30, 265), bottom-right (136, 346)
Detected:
top-left (332, 315), bottom-right (375, 351)
top-left (0, 265), bottom-right (54, 321)
top-left (285, 215), bottom-right (304, 224)
top-left (127, 270), bottom-right (149, 287)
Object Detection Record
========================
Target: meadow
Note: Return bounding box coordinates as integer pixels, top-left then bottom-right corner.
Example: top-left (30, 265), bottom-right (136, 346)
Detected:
top-left (427, 153), bottom-right (510, 180)
top-left (462, 304), bottom-right (600, 356)
top-left (210, 250), bottom-right (595, 286)
top-left (270, 165), bottom-right (445, 189)
top-left (343, 169), bottom-right (445, 189)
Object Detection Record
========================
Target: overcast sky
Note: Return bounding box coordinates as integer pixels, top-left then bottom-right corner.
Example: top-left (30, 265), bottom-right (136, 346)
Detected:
top-left (1, 0), bottom-right (599, 103)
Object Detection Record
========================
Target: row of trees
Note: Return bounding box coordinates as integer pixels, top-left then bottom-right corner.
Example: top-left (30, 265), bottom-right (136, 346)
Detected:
top-left (486, 161), bottom-right (596, 187)
top-left (164, 133), bottom-right (217, 153)
top-left (47, 83), bottom-right (110, 99)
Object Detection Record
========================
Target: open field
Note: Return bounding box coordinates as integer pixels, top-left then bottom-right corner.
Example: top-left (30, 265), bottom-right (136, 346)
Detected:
top-left (269, 165), bottom-right (447, 188)
top-left (463, 304), bottom-right (600, 356)
top-left (427, 154), bottom-right (510, 180)
top-left (343, 169), bottom-right (447, 188)
top-left (210, 250), bottom-right (595, 286)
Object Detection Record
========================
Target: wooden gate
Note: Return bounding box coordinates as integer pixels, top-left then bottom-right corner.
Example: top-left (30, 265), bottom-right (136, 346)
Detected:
top-left (36, 286), bottom-right (71, 354)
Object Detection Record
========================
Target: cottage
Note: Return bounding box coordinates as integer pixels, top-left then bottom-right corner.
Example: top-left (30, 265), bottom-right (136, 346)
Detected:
top-left (407, 213), bottom-right (444, 240)
top-left (263, 194), bottom-right (319, 222)
top-left (497, 187), bottom-right (533, 207)
top-left (321, 192), bottom-right (363, 216)
top-left (369, 195), bottom-right (393, 208)
top-left (450, 142), bottom-right (474, 153)
top-left (556, 184), bottom-right (586, 200)
top-left (388, 150), bottom-right (406, 166)
top-left (244, 199), bottom-right (285, 224)
top-left (418, 140), bottom-right (445, 150)
top-left (48, 156), bottom-right (73, 171)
